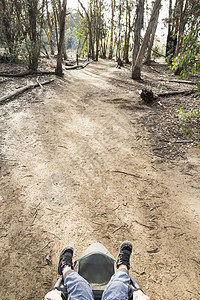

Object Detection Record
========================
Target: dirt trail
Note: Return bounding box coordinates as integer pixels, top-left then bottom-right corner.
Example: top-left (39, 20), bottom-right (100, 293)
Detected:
top-left (0, 60), bottom-right (199, 300)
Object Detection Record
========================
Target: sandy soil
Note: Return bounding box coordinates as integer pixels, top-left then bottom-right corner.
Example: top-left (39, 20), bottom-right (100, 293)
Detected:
top-left (0, 60), bottom-right (199, 300)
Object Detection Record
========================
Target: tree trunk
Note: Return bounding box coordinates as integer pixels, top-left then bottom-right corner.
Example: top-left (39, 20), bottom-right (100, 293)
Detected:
top-left (46, 0), bottom-right (54, 55)
top-left (1, 0), bottom-right (13, 55)
top-left (78, 0), bottom-right (94, 60)
top-left (95, 0), bottom-right (99, 61)
top-left (123, 0), bottom-right (132, 63)
top-left (108, 0), bottom-right (116, 59)
top-left (175, 0), bottom-right (184, 56)
top-left (175, 0), bottom-right (189, 56)
top-left (132, 0), bottom-right (162, 80)
top-left (166, 0), bottom-right (175, 60)
top-left (28, 0), bottom-right (39, 71)
top-left (55, 0), bottom-right (67, 76)
top-left (52, 2), bottom-right (59, 51)
top-left (145, 3), bottom-right (160, 64)
top-left (132, 0), bottom-right (144, 66)
top-left (116, 2), bottom-right (122, 60)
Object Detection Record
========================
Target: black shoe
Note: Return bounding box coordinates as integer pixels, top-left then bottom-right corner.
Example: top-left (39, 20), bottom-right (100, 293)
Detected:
top-left (58, 246), bottom-right (74, 275)
top-left (116, 241), bottom-right (132, 270)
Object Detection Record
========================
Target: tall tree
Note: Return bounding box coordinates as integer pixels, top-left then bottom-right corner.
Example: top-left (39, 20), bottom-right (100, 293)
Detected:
top-left (45, 0), bottom-right (55, 55)
top-left (116, 0), bottom-right (124, 60)
top-left (27, 0), bottom-right (40, 70)
top-left (132, 0), bottom-right (144, 66)
top-left (175, 0), bottom-right (189, 56)
top-left (145, 0), bottom-right (160, 64)
top-left (12, 0), bottom-right (45, 70)
top-left (165, 0), bottom-right (174, 60)
top-left (132, 0), bottom-right (162, 79)
top-left (55, 0), bottom-right (67, 76)
top-left (78, 0), bottom-right (95, 59)
top-left (108, 0), bottom-right (116, 59)
top-left (123, 0), bottom-right (133, 63)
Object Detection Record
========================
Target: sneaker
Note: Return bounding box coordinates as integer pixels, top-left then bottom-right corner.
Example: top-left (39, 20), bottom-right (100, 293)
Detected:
top-left (116, 241), bottom-right (132, 270)
top-left (58, 246), bottom-right (74, 275)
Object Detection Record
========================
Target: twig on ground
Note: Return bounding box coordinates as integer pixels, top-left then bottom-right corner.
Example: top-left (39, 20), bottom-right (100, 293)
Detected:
top-left (190, 258), bottom-right (200, 265)
top-left (38, 241), bottom-right (53, 252)
top-left (113, 225), bottom-right (127, 233)
top-left (113, 204), bottom-right (120, 211)
top-left (186, 289), bottom-right (199, 296)
top-left (132, 267), bottom-right (146, 275)
top-left (43, 230), bottom-right (61, 240)
top-left (58, 145), bottom-right (68, 149)
top-left (112, 170), bottom-right (141, 179)
top-left (164, 225), bottom-right (181, 229)
top-left (36, 76), bottom-right (44, 89)
top-left (0, 157), bottom-right (17, 161)
top-left (134, 220), bottom-right (155, 229)
top-left (191, 186), bottom-right (200, 189)
top-left (153, 145), bottom-right (169, 151)
top-left (175, 140), bottom-right (194, 144)
top-left (32, 201), bottom-right (41, 224)
top-left (147, 248), bottom-right (160, 254)
top-left (92, 221), bottom-right (102, 226)
top-left (174, 232), bottom-right (184, 238)
top-left (95, 200), bottom-right (101, 206)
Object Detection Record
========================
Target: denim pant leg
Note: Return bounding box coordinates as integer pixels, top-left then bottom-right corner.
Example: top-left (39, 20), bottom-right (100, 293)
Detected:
top-left (63, 270), bottom-right (94, 300)
top-left (102, 268), bottom-right (130, 300)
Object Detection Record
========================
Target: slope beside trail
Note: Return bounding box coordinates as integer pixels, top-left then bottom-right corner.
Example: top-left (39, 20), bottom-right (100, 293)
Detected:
top-left (0, 60), bottom-right (199, 300)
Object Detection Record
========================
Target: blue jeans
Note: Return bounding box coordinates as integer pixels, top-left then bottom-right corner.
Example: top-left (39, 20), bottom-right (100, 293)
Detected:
top-left (63, 268), bottom-right (130, 300)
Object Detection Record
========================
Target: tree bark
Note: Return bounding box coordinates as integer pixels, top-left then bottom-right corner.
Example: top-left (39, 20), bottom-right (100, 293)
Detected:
top-left (132, 0), bottom-right (162, 80)
top-left (108, 0), bottom-right (116, 59)
top-left (166, 0), bottom-right (174, 60)
top-left (46, 0), bottom-right (54, 55)
top-left (175, 0), bottom-right (184, 56)
top-left (28, 0), bottom-right (39, 71)
top-left (123, 0), bottom-right (132, 63)
top-left (175, 0), bottom-right (189, 56)
top-left (55, 0), bottom-right (67, 76)
top-left (145, 4), bottom-right (160, 64)
top-left (95, 0), bottom-right (99, 61)
top-left (116, 2), bottom-right (122, 60)
top-left (132, 0), bottom-right (144, 66)
top-left (52, 1), bottom-right (59, 51)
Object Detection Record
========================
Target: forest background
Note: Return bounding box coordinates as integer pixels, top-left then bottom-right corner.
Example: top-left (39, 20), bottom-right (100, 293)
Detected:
top-left (0, 0), bottom-right (199, 79)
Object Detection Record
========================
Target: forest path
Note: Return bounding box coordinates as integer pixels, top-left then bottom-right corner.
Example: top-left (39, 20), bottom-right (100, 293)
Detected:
top-left (0, 60), bottom-right (199, 300)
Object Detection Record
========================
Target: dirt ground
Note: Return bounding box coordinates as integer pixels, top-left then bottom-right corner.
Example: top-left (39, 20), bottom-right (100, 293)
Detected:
top-left (0, 60), bottom-right (199, 300)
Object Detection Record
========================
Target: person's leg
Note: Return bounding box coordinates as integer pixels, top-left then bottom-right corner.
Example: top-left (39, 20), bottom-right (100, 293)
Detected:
top-left (102, 266), bottom-right (130, 300)
top-left (102, 241), bottom-right (132, 300)
top-left (58, 247), bottom-right (94, 300)
top-left (62, 267), bottom-right (94, 300)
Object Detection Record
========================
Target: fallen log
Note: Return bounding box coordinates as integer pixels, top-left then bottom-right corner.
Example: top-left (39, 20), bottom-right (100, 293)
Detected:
top-left (65, 61), bottom-right (91, 70)
top-left (158, 78), bottom-right (196, 85)
top-left (0, 79), bottom-right (54, 105)
top-left (157, 89), bottom-right (197, 97)
top-left (0, 70), bottom-right (55, 77)
top-left (141, 88), bottom-right (198, 103)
